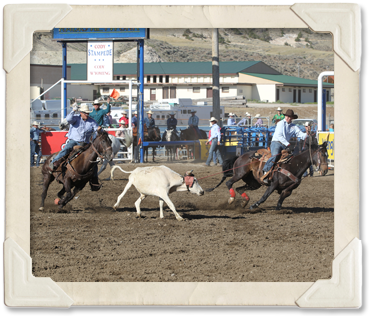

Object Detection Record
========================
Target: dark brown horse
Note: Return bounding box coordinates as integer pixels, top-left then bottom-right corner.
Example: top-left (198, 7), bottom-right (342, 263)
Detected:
top-left (180, 127), bottom-right (207, 159)
top-left (143, 126), bottom-right (161, 162)
top-left (207, 139), bottom-right (329, 211)
top-left (39, 129), bottom-right (113, 212)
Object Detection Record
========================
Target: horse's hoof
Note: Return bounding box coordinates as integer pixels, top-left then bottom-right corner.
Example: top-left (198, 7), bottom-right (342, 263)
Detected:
top-left (250, 203), bottom-right (258, 210)
top-left (39, 207), bottom-right (44, 212)
top-left (241, 199), bottom-right (249, 208)
top-left (228, 197), bottom-right (235, 204)
top-left (54, 198), bottom-right (60, 205)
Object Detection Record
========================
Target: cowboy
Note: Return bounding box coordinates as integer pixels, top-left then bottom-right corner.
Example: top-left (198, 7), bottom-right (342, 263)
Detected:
top-left (102, 111), bottom-right (113, 127)
top-left (119, 110), bottom-right (129, 127)
top-left (205, 117), bottom-right (223, 167)
top-left (254, 114), bottom-right (263, 127)
top-left (49, 103), bottom-right (100, 171)
top-left (237, 112), bottom-right (252, 127)
top-left (144, 110), bottom-right (155, 128)
top-left (131, 111), bottom-right (138, 127)
top-left (188, 109), bottom-right (201, 137)
top-left (301, 122), bottom-right (314, 177)
top-left (261, 109), bottom-right (308, 183)
top-left (89, 98), bottom-right (111, 126)
top-left (30, 121), bottom-right (48, 167)
top-left (272, 107), bottom-right (285, 124)
top-left (167, 111), bottom-right (178, 132)
top-left (227, 113), bottom-right (236, 126)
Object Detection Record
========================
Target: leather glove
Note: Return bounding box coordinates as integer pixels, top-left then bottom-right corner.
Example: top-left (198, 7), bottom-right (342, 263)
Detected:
top-left (72, 104), bottom-right (79, 112)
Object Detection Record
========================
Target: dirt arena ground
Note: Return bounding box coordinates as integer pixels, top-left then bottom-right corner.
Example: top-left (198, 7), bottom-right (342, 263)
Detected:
top-left (30, 162), bottom-right (334, 283)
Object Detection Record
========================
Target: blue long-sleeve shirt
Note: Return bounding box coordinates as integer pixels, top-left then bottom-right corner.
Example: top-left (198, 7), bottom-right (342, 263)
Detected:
top-left (65, 111), bottom-right (99, 143)
top-left (167, 117), bottom-right (177, 129)
top-left (144, 117), bottom-right (155, 128)
top-left (227, 118), bottom-right (236, 125)
top-left (188, 115), bottom-right (199, 126)
top-left (272, 119), bottom-right (307, 146)
top-left (30, 127), bottom-right (45, 141)
top-left (209, 124), bottom-right (221, 142)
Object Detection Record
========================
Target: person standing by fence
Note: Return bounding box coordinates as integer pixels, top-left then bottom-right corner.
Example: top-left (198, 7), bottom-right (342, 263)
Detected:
top-left (30, 121), bottom-right (48, 167)
top-left (227, 113), bottom-right (236, 126)
top-left (272, 107), bottom-right (285, 124)
top-left (90, 98), bottom-right (111, 126)
top-left (205, 117), bottom-right (223, 167)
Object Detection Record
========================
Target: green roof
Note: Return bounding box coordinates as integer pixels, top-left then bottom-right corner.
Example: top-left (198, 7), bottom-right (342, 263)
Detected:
top-left (241, 72), bottom-right (334, 87)
top-left (69, 61), bottom-right (262, 79)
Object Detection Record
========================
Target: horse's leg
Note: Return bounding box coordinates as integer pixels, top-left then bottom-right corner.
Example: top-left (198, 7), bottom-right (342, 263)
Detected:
top-left (275, 181), bottom-right (301, 211)
top-left (152, 147), bottom-right (155, 162)
top-left (97, 159), bottom-right (108, 176)
top-left (57, 178), bottom-right (74, 209)
top-left (39, 173), bottom-right (55, 211)
top-left (250, 181), bottom-right (279, 210)
top-left (57, 187), bottom-right (65, 199)
top-left (226, 173), bottom-right (245, 205)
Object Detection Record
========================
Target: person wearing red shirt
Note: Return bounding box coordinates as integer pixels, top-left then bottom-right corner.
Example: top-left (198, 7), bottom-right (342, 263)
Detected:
top-left (119, 111), bottom-right (129, 127)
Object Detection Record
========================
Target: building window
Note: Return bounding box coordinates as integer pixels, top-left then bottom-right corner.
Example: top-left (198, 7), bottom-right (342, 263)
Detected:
top-left (103, 87), bottom-right (109, 93)
top-left (183, 110), bottom-right (187, 114)
top-left (289, 88), bottom-right (292, 92)
top-left (52, 113), bottom-right (58, 118)
top-left (303, 89), bottom-right (306, 93)
top-left (45, 114), bottom-right (50, 118)
top-left (282, 88), bottom-right (285, 92)
top-left (120, 88), bottom-right (125, 92)
top-left (36, 114), bottom-right (41, 119)
top-left (156, 115), bottom-right (160, 119)
top-left (222, 87), bottom-right (230, 93)
top-left (165, 75), bottom-right (169, 83)
top-left (193, 87), bottom-right (200, 93)
top-left (238, 89), bottom-right (243, 93)
top-left (153, 75), bottom-right (157, 83)
top-left (159, 75), bottom-right (163, 83)
top-left (161, 115), bottom-right (165, 119)
top-left (147, 75), bottom-right (151, 83)
top-left (309, 89), bottom-right (312, 93)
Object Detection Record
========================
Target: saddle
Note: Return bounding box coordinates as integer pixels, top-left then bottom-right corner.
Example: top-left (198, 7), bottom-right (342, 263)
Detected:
top-left (132, 125), bottom-right (148, 137)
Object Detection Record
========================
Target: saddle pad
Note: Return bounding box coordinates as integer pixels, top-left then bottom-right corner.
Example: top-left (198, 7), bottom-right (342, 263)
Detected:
top-left (252, 148), bottom-right (272, 162)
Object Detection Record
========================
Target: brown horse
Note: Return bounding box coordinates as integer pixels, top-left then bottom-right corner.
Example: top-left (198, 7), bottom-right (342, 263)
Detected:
top-left (180, 127), bottom-right (207, 159)
top-left (207, 139), bottom-right (329, 211)
top-left (143, 126), bottom-right (161, 162)
top-left (39, 129), bottom-right (113, 212)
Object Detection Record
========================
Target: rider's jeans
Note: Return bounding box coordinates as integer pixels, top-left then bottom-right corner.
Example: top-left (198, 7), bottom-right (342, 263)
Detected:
top-left (52, 139), bottom-right (84, 163)
top-left (262, 141), bottom-right (287, 173)
top-left (206, 139), bottom-right (223, 166)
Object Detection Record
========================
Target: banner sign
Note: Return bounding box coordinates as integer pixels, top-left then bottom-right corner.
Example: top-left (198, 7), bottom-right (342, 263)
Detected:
top-left (318, 132), bottom-right (334, 159)
top-left (41, 131), bottom-right (117, 156)
top-left (53, 28), bottom-right (148, 40)
top-left (87, 41), bottom-right (113, 81)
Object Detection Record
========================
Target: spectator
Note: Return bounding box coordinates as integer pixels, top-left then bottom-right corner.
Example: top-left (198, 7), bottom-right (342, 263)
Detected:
top-left (227, 113), bottom-right (236, 126)
top-left (205, 117), bottom-right (223, 167)
top-left (272, 107), bottom-right (285, 124)
top-left (254, 114), bottom-right (263, 127)
top-left (131, 111), bottom-right (138, 127)
top-left (89, 98), bottom-right (111, 126)
top-left (30, 121), bottom-right (48, 167)
top-left (102, 111), bottom-right (112, 127)
top-left (237, 112), bottom-right (252, 127)
top-left (119, 111), bottom-right (129, 127)
top-left (329, 123), bottom-right (334, 132)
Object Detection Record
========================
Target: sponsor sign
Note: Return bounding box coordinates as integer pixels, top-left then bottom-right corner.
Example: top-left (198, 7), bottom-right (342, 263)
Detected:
top-left (52, 28), bottom-right (149, 40)
top-left (87, 41), bottom-right (113, 81)
top-left (318, 132), bottom-right (334, 159)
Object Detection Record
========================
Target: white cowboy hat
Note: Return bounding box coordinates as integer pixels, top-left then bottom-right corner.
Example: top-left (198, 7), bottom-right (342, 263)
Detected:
top-left (121, 110), bottom-right (127, 115)
top-left (79, 104), bottom-right (92, 113)
top-left (32, 121), bottom-right (40, 126)
top-left (245, 112), bottom-right (251, 116)
top-left (304, 122), bottom-right (311, 127)
top-left (277, 107), bottom-right (282, 111)
top-left (133, 111), bottom-right (137, 115)
top-left (228, 113), bottom-right (234, 117)
top-left (255, 114), bottom-right (261, 118)
top-left (93, 99), bottom-right (101, 105)
top-left (209, 117), bottom-right (218, 122)
top-left (147, 110), bottom-right (153, 115)
top-left (169, 111), bottom-right (175, 115)
top-left (190, 109), bottom-right (197, 113)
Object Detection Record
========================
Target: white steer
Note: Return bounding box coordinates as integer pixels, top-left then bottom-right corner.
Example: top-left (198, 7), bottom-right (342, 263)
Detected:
top-left (111, 165), bottom-right (204, 221)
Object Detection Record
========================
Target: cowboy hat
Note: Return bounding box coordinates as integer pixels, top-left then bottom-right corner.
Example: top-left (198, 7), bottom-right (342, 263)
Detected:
top-left (255, 114), bottom-right (261, 118)
top-left (228, 113), bottom-right (234, 117)
top-left (121, 110), bottom-right (127, 115)
top-left (304, 121), bottom-right (311, 127)
top-left (277, 107), bottom-right (282, 111)
top-left (245, 112), bottom-right (251, 116)
top-left (169, 111), bottom-right (176, 115)
top-left (79, 104), bottom-right (92, 113)
top-left (147, 110), bottom-right (153, 115)
top-left (284, 109), bottom-right (298, 119)
top-left (190, 109), bottom-right (197, 113)
top-left (93, 99), bottom-right (101, 105)
top-left (209, 117), bottom-right (218, 122)
top-left (32, 121), bottom-right (40, 126)
top-left (133, 111), bottom-right (138, 115)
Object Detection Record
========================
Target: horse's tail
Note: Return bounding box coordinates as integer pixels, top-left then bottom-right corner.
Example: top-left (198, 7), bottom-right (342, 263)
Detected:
top-left (110, 165), bottom-right (132, 180)
top-left (205, 156), bottom-right (239, 192)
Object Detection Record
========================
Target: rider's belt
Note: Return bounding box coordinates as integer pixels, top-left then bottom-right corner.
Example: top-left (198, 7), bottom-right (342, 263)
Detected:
top-left (277, 141), bottom-right (288, 147)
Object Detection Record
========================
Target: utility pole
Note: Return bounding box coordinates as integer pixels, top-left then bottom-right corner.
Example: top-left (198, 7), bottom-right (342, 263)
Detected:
top-left (212, 29), bottom-right (221, 125)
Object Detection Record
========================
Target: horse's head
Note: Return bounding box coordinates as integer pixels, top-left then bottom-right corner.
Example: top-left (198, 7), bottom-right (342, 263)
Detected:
top-left (180, 129), bottom-right (187, 140)
top-left (94, 129), bottom-right (114, 161)
top-left (166, 129), bottom-right (173, 141)
top-left (312, 141), bottom-right (329, 176)
top-left (150, 127), bottom-right (161, 141)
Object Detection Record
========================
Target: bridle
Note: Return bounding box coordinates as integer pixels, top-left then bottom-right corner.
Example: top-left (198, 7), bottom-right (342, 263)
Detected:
top-left (91, 132), bottom-right (112, 161)
top-left (308, 140), bottom-right (328, 170)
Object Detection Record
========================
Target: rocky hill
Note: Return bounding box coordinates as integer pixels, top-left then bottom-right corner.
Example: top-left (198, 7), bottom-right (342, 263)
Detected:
top-left (31, 28), bottom-right (334, 80)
